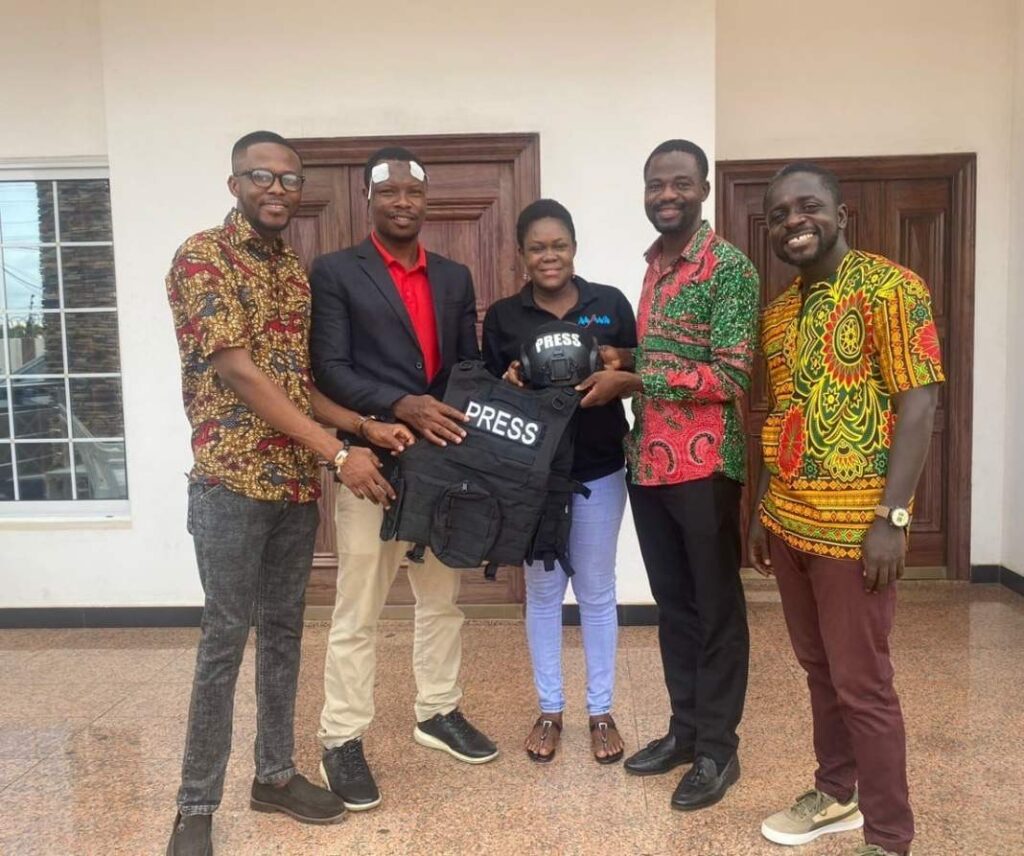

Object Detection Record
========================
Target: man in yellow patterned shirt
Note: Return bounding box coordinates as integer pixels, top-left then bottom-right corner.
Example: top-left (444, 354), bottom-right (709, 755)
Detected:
top-left (749, 163), bottom-right (943, 856)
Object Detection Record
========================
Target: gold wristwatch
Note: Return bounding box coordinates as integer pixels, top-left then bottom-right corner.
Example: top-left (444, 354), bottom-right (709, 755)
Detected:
top-left (333, 442), bottom-right (350, 471)
top-left (874, 504), bottom-right (911, 529)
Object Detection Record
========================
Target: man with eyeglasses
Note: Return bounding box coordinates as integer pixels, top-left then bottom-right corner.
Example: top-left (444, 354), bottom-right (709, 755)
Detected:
top-left (164, 130), bottom-right (414, 855)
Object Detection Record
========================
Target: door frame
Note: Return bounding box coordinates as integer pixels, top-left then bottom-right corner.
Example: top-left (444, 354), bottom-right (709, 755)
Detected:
top-left (716, 154), bottom-right (976, 580)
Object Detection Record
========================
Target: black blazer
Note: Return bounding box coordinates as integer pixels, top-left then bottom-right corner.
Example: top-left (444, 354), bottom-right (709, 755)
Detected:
top-left (310, 237), bottom-right (481, 418)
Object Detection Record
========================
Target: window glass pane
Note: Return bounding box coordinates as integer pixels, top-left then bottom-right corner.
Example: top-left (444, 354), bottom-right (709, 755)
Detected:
top-left (0, 443), bottom-right (12, 499)
top-left (57, 180), bottom-right (112, 242)
top-left (0, 181), bottom-right (55, 244)
top-left (65, 312), bottom-right (120, 374)
top-left (74, 441), bottom-right (127, 499)
top-left (70, 377), bottom-right (123, 438)
top-left (0, 386), bottom-right (8, 439)
top-left (14, 441), bottom-right (71, 500)
top-left (6, 312), bottom-right (65, 374)
top-left (12, 378), bottom-right (67, 439)
top-left (62, 245), bottom-right (116, 308)
top-left (2, 247), bottom-right (59, 311)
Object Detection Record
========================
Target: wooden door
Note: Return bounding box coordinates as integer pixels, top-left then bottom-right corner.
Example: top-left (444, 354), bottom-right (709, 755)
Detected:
top-left (716, 155), bottom-right (975, 579)
top-left (283, 134), bottom-right (540, 607)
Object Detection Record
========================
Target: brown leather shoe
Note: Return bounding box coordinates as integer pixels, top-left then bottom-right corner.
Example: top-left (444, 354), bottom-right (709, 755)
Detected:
top-left (249, 774), bottom-right (346, 825)
top-left (166, 812), bottom-right (212, 856)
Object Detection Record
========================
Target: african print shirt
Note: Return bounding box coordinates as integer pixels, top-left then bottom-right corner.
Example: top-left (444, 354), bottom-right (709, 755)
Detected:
top-left (759, 250), bottom-right (945, 559)
top-left (166, 209), bottom-right (321, 503)
top-left (626, 221), bottom-right (760, 486)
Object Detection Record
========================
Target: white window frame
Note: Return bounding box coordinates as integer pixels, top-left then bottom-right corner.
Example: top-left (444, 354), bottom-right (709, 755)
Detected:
top-left (0, 158), bottom-right (129, 523)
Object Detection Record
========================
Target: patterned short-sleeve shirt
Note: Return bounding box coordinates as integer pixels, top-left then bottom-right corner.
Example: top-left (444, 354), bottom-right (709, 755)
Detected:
top-left (166, 209), bottom-right (321, 502)
top-left (759, 250), bottom-right (945, 558)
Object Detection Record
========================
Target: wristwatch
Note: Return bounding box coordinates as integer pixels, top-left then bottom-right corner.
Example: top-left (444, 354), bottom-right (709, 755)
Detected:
top-left (875, 504), bottom-right (911, 529)
top-left (333, 441), bottom-right (351, 471)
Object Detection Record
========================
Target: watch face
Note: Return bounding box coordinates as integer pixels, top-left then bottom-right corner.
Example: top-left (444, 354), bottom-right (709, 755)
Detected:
top-left (890, 508), bottom-right (911, 528)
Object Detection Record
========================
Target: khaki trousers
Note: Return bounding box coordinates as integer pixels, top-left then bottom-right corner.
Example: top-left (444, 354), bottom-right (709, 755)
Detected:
top-left (319, 487), bottom-right (464, 747)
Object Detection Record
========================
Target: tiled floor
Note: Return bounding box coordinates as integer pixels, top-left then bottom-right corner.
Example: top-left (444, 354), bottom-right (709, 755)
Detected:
top-left (1, 581), bottom-right (1022, 855)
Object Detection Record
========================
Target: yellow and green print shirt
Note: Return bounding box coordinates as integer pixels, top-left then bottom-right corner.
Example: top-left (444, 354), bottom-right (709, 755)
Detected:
top-left (759, 250), bottom-right (944, 559)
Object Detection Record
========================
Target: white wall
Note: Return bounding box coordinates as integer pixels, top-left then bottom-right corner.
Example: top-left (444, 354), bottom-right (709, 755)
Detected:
top-left (716, 0), bottom-right (1018, 566)
top-left (0, 0), bottom-right (717, 606)
top-left (1002, 0), bottom-right (1024, 577)
top-left (0, 0), bottom-right (107, 159)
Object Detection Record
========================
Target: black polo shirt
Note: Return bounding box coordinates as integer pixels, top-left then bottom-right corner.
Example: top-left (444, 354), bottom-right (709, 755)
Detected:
top-left (482, 276), bottom-right (637, 482)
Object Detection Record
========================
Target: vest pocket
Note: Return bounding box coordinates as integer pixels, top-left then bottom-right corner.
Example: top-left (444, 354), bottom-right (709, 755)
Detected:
top-left (430, 481), bottom-right (501, 568)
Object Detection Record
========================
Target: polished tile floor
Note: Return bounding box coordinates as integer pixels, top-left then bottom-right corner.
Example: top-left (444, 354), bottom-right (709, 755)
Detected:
top-left (1, 581), bottom-right (1022, 855)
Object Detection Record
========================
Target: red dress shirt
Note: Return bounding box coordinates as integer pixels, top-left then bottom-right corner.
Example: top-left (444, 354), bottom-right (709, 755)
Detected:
top-left (371, 232), bottom-right (441, 382)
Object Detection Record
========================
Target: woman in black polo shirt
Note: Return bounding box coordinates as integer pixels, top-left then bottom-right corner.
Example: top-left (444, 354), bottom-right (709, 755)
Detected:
top-left (482, 199), bottom-right (637, 764)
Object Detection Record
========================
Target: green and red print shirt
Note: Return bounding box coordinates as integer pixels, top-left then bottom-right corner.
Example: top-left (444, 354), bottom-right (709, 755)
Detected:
top-left (166, 209), bottom-right (321, 503)
top-left (759, 250), bottom-right (945, 559)
top-left (626, 221), bottom-right (760, 486)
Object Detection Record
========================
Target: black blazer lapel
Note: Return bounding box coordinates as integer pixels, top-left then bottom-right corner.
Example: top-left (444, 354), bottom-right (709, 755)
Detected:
top-left (426, 252), bottom-right (447, 356)
top-left (355, 238), bottom-right (419, 350)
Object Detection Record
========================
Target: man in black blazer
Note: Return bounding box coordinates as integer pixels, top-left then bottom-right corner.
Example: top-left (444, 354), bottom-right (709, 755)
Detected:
top-left (310, 147), bottom-right (498, 813)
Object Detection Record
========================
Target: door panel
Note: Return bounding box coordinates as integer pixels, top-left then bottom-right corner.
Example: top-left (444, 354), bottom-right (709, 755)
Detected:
top-left (717, 155), bottom-right (975, 578)
top-left (283, 134), bottom-right (540, 606)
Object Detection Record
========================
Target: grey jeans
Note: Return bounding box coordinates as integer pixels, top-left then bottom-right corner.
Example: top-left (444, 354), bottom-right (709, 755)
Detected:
top-left (177, 481), bottom-right (320, 815)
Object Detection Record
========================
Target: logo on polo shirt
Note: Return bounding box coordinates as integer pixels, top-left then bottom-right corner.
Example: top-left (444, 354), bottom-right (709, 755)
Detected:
top-left (578, 314), bottom-right (612, 327)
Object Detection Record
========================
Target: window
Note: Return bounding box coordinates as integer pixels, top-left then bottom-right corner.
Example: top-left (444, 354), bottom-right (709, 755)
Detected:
top-left (0, 175), bottom-right (128, 509)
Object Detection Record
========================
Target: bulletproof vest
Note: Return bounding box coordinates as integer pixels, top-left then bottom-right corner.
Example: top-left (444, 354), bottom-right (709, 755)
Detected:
top-left (380, 361), bottom-right (583, 574)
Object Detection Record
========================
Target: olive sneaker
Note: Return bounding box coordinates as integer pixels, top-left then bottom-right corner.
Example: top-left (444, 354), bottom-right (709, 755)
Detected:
top-left (761, 787), bottom-right (863, 845)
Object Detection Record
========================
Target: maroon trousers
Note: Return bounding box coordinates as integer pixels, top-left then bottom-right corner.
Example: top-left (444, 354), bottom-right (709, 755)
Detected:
top-left (769, 534), bottom-right (914, 854)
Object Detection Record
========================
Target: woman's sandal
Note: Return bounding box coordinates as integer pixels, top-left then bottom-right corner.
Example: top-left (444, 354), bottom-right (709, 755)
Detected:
top-left (525, 715), bottom-right (562, 763)
top-left (589, 715), bottom-right (624, 765)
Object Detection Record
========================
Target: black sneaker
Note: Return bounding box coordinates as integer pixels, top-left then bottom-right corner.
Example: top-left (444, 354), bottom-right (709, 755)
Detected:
top-left (320, 739), bottom-right (382, 811)
top-left (166, 812), bottom-right (212, 856)
top-left (671, 754), bottom-right (741, 811)
top-left (249, 774), bottom-right (346, 824)
top-left (414, 709), bottom-right (499, 764)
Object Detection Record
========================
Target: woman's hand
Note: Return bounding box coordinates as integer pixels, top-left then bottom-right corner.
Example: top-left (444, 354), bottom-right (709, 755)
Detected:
top-left (502, 360), bottom-right (525, 388)
top-left (363, 419), bottom-right (415, 454)
top-left (336, 447), bottom-right (396, 507)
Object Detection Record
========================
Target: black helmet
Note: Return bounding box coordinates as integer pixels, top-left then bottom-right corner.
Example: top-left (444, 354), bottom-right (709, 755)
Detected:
top-left (519, 320), bottom-right (600, 389)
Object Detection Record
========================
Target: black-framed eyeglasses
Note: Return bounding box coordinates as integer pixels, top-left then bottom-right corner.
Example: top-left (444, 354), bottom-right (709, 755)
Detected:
top-left (233, 169), bottom-right (305, 192)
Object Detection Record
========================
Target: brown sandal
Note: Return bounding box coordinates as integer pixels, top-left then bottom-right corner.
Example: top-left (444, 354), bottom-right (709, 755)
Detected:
top-left (525, 715), bottom-right (562, 763)
top-left (589, 715), bottom-right (624, 765)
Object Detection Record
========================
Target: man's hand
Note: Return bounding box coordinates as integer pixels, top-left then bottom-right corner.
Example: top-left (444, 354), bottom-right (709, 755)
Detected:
top-left (861, 518), bottom-right (907, 592)
top-left (748, 516), bottom-right (773, 577)
top-left (363, 420), bottom-right (415, 455)
top-left (502, 360), bottom-right (525, 388)
top-left (393, 394), bottom-right (468, 446)
top-left (337, 447), bottom-right (396, 507)
top-left (598, 346), bottom-right (634, 372)
top-left (575, 370), bottom-right (642, 408)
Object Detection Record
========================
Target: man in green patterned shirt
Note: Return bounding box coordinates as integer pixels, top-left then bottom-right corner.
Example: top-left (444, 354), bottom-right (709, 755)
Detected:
top-left (578, 139), bottom-right (759, 812)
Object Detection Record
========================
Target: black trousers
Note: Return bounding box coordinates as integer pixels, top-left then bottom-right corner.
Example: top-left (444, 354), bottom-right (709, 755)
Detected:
top-left (628, 476), bottom-right (749, 766)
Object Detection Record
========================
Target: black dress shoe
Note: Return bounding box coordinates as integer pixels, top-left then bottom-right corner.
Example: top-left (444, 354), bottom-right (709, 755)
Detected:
top-left (414, 709), bottom-right (499, 764)
top-left (671, 754), bottom-right (741, 811)
top-left (249, 774), bottom-right (346, 824)
top-left (623, 732), bottom-right (694, 776)
top-left (320, 739), bottom-right (382, 811)
top-left (166, 812), bottom-right (212, 856)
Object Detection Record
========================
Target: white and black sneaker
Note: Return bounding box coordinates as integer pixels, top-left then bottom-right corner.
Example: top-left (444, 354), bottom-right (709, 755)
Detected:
top-left (320, 739), bottom-right (381, 811)
top-left (414, 709), bottom-right (499, 764)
